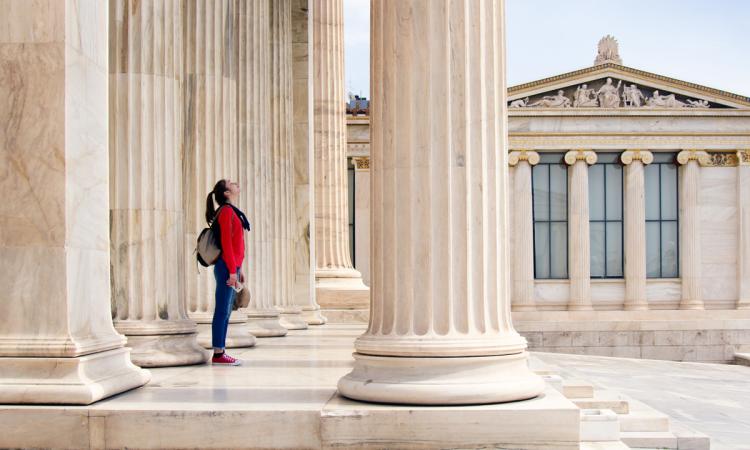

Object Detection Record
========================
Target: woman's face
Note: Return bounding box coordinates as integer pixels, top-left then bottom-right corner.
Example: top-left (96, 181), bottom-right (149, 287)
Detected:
top-left (225, 179), bottom-right (240, 198)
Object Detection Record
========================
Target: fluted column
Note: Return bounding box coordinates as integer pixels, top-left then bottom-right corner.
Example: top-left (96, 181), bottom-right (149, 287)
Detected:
top-left (271, 0), bottom-right (308, 330)
top-left (313, 0), bottom-right (369, 310)
top-left (292, 0), bottom-right (326, 325)
top-left (739, 150), bottom-right (750, 309)
top-left (508, 151), bottom-right (540, 311)
top-left (0, 1), bottom-right (150, 404)
top-left (183, 0), bottom-right (256, 347)
top-left (110, 0), bottom-right (207, 367)
top-left (621, 150), bottom-right (654, 311)
top-left (565, 150), bottom-right (597, 311)
top-left (338, 0), bottom-right (543, 405)
top-left (676, 150), bottom-right (709, 310)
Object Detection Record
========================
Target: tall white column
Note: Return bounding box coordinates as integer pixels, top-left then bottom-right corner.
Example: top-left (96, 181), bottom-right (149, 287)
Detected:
top-left (236, 0), bottom-right (288, 337)
top-left (183, 0), bottom-right (256, 347)
top-left (677, 150), bottom-right (709, 310)
top-left (565, 150), bottom-right (597, 311)
top-left (271, 0), bottom-right (308, 330)
top-left (110, 0), bottom-right (207, 367)
top-left (312, 0), bottom-right (369, 310)
top-left (621, 150), bottom-right (654, 311)
top-left (338, 0), bottom-right (544, 405)
top-left (508, 151), bottom-right (540, 311)
top-left (0, 1), bottom-right (150, 404)
top-left (738, 150), bottom-right (750, 309)
top-left (292, 0), bottom-right (326, 325)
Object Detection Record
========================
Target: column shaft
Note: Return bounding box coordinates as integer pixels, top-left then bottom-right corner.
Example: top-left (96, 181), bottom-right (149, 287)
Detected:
top-left (271, 0), bottom-right (308, 330)
top-left (291, 0), bottom-right (326, 324)
top-left (621, 150), bottom-right (653, 311)
top-left (313, 0), bottom-right (369, 310)
top-left (109, 0), bottom-right (207, 367)
top-left (183, 0), bottom-right (256, 346)
top-left (565, 150), bottom-right (597, 310)
top-left (739, 150), bottom-right (750, 309)
top-left (338, 0), bottom-right (543, 405)
top-left (509, 151), bottom-right (540, 311)
top-left (677, 150), bottom-right (708, 310)
top-left (0, 1), bottom-right (149, 404)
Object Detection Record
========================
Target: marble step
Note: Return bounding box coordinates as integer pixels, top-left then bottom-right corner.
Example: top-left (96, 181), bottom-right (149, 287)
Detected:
top-left (620, 431), bottom-right (677, 449)
top-left (570, 390), bottom-right (630, 414)
top-left (562, 379), bottom-right (594, 399)
top-left (580, 408), bottom-right (620, 442)
top-left (618, 410), bottom-right (670, 432)
top-left (670, 420), bottom-right (710, 450)
top-left (580, 442), bottom-right (631, 450)
top-left (734, 352), bottom-right (750, 366)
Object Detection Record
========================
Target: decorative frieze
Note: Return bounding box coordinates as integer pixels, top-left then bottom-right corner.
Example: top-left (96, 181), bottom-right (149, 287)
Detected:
top-left (352, 156), bottom-right (370, 171)
top-left (739, 150), bottom-right (750, 165)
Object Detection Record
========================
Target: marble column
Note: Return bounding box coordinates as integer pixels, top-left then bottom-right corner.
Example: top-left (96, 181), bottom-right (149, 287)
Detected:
top-left (292, 0), bottom-right (326, 325)
top-left (621, 150), bottom-right (654, 311)
top-left (0, 0), bottom-right (150, 404)
top-left (677, 150), bottom-right (709, 310)
top-left (109, 0), bottom-right (207, 367)
top-left (338, 0), bottom-right (544, 405)
top-left (738, 150), bottom-right (750, 309)
top-left (508, 151), bottom-right (540, 311)
top-left (183, 0), bottom-right (256, 347)
top-left (236, 0), bottom-right (288, 337)
top-left (565, 150), bottom-right (597, 311)
top-left (271, 0), bottom-right (308, 330)
top-left (313, 0), bottom-right (370, 310)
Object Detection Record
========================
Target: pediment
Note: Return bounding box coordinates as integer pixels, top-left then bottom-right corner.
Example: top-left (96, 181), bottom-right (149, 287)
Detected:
top-left (507, 64), bottom-right (750, 110)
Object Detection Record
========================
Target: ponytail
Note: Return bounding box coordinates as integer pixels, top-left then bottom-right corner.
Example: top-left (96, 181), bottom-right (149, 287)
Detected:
top-left (205, 179), bottom-right (228, 224)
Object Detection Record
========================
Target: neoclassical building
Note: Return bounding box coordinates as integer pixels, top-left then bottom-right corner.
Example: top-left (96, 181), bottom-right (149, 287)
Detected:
top-left (348, 37), bottom-right (750, 363)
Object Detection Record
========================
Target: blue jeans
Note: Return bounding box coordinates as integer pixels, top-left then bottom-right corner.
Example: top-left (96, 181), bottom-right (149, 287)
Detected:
top-left (212, 259), bottom-right (239, 349)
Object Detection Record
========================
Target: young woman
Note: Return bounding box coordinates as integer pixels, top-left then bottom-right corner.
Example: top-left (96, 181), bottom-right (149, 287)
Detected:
top-left (205, 179), bottom-right (251, 365)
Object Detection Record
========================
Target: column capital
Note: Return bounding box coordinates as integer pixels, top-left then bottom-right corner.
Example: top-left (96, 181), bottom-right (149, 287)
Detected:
top-left (621, 150), bottom-right (654, 165)
top-left (564, 149), bottom-right (597, 166)
top-left (508, 150), bottom-right (540, 167)
top-left (737, 150), bottom-right (750, 166)
top-left (677, 149), bottom-right (711, 166)
top-left (352, 156), bottom-right (370, 171)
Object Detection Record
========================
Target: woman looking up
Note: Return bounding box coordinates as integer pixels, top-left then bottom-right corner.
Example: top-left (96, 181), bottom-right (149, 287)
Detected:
top-left (204, 179), bottom-right (251, 365)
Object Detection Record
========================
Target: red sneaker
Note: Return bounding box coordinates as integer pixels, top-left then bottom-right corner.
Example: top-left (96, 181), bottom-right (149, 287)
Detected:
top-left (211, 353), bottom-right (241, 366)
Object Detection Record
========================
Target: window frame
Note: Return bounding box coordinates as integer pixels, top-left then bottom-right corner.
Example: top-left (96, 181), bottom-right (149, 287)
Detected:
top-left (531, 153), bottom-right (569, 280)
top-left (645, 153), bottom-right (680, 278)
top-left (589, 153), bottom-right (624, 279)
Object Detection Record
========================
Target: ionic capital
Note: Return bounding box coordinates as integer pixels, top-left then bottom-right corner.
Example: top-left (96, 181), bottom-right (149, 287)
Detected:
top-left (564, 149), bottom-right (597, 166)
top-left (621, 150), bottom-right (654, 165)
top-left (677, 150), bottom-right (711, 166)
top-left (508, 150), bottom-right (540, 167)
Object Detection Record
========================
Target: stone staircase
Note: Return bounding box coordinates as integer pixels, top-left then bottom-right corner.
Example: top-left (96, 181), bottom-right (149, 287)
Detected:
top-left (533, 359), bottom-right (710, 450)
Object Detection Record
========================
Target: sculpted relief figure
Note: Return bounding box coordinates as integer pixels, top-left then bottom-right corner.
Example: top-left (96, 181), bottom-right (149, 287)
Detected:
top-left (686, 99), bottom-right (711, 108)
top-left (509, 97), bottom-right (529, 108)
top-left (573, 84), bottom-right (598, 107)
top-left (527, 90), bottom-right (571, 108)
top-left (622, 84), bottom-right (645, 107)
top-left (646, 90), bottom-right (687, 108)
top-left (596, 78), bottom-right (622, 108)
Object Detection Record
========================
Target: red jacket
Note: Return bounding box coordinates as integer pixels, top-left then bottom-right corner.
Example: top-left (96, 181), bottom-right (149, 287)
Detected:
top-left (217, 206), bottom-right (245, 274)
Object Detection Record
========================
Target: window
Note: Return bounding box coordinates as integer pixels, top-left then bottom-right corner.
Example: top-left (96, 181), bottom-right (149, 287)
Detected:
top-left (589, 153), bottom-right (623, 278)
top-left (347, 158), bottom-right (356, 264)
top-left (532, 153), bottom-right (568, 279)
top-left (645, 153), bottom-right (679, 278)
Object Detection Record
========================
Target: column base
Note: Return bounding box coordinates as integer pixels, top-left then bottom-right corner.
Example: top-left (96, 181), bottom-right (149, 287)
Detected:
top-left (279, 306), bottom-right (309, 330)
top-left (124, 333), bottom-right (209, 368)
top-left (624, 303), bottom-right (649, 311)
top-left (245, 309), bottom-right (289, 337)
top-left (195, 311), bottom-right (257, 349)
top-left (316, 268), bottom-right (370, 309)
top-left (511, 305), bottom-right (537, 312)
top-left (337, 351), bottom-right (544, 406)
top-left (568, 305), bottom-right (593, 311)
top-left (680, 302), bottom-right (705, 310)
top-left (0, 347), bottom-right (150, 405)
top-left (301, 307), bottom-right (327, 325)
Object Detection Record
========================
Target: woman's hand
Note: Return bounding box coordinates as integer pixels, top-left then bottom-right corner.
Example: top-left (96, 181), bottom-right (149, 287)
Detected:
top-left (239, 271), bottom-right (245, 283)
top-left (227, 273), bottom-right (238, 287)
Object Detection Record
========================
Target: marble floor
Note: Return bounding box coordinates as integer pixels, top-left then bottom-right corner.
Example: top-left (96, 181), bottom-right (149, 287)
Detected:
top-left (535, 351), bottom-right (750, 450)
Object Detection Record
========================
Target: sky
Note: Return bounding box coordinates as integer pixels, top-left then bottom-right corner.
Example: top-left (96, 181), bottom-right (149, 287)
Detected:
top-left (344, 0), bottom-right (750, 99)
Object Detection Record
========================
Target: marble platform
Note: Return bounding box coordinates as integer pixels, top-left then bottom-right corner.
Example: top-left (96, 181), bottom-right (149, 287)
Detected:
top-left (0, 324), bottom-right (581, 450)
